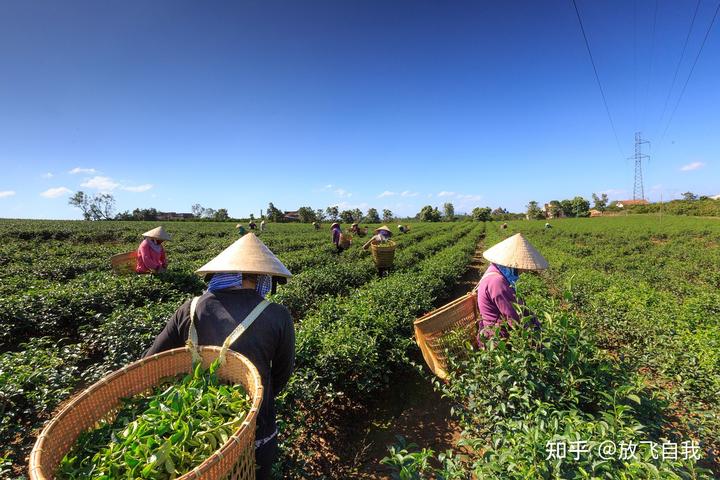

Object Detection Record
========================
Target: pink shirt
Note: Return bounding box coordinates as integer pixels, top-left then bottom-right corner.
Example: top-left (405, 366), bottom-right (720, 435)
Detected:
top-left (136, 239), bottom-right (167, 273)
top-left (476, 264), bottom-right (519, 341)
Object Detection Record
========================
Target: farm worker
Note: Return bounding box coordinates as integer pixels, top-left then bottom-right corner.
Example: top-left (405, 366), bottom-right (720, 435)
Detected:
top-left (398, 224), bottom-right (407, 234)
top-left (236, 223), bottom-right (246, 236)
top-left (331, 222), bottom-right (344, 252)
top-left (501, 223), bottom-right (508, 230)
top-left (350, 222), bottom-right (360, 234)
top-left (545, 222), bottom-right (552, 229)
top-left (144, 233), bottom-right (294, 480)
top-left (135, 226), bottom-right (170, 274)
top-left (249, 221), bottom-right (257, 230)
top-left (260, 220), bottom-right (266, 232)
top-left (313, 221), bottom-right (320, 230)
top-left (476, 233), bottom-right (548, 345)
top-left (363, 225), bottom-right (392, 250)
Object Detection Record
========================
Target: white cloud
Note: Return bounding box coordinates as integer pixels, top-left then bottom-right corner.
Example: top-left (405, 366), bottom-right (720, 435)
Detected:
top-left (680, 162), bottom-right (705, 171)
top-left (69, 167), bottom-right (98, 174)
top-left (122, 184), bottom-right (153, 192)
top-left (437, 191), bottom-right (456, 197)
top-left (400, 191), bottom-right (418, 197)
top-left (378, 191), bottom-right (397, 198)
top-left (334, 188), bottom-right (351, 198)
top-left (81, 176), bottom-right (120, 192)
top-left (41, 186), bottom-right (72, 198)
top-left (42, 172), bottom-right (54, 178)
top-left (0, 190), bottom-right (16, 198)
top-left (456, 194), bottom-right (483, 202)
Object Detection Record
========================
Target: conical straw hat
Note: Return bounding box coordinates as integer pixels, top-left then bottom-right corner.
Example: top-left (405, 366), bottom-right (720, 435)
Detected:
top-left (196, 233), bottom-right (292, 277)
top-left (375, 225), bottom-right (391, 233)
top-left (142, 226), bottom-right (171, 241)
top-left (482, 233), bottom-right (548, 270)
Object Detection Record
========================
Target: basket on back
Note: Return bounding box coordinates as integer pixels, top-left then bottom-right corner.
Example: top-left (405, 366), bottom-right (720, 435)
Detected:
top-left (413, 291), bottom-right (478, 380)
top-left (357, 227), bottom-right (368, 237)
top-left (110, 251), bottom-right (137, 275)
top-left (370, 240), bottom-right (396, 269)
top-left (339, 233), bottom-right (352, 249)
top-left (30, 346), bottom-right (263, 480)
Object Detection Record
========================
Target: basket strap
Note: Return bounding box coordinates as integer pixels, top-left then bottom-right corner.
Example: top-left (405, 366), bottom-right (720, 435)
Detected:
top-left (186, 296), bottom-right (202, 364)
top-left (218, 299), bottom-right (270, 365)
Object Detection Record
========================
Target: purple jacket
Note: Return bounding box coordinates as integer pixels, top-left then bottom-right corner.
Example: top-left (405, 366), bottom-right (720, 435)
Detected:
top-left (476, 264), bottom-right (520, 342)
top-left (331, 227), bottom-right (341, 245)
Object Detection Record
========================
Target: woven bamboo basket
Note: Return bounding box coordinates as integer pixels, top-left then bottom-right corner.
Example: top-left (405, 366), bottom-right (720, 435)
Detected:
top-left (370, 241), bottom-right (396, 269)
top-left (413, 291), bottom-right (478, 380)
top-left (29, 346), bottom-right (263, 480)
top-left (110, 251), bottom-right (137, 275)
top-left (357, 227), bottom-right (368, 237)
top-left (339, 233), bottom-right (352, 249)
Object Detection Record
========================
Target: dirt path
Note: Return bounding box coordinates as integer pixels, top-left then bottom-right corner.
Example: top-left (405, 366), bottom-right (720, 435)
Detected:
top-left (331, 240), bottom-right (487, 478)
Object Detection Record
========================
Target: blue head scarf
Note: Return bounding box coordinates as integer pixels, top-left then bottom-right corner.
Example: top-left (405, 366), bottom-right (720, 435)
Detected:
top-left (495, 264), bottom-right (520, 289)
top-left (207, 273), bottom-right (273, 297)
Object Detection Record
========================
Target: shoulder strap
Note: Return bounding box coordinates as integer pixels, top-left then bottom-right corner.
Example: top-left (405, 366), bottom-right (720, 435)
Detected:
top-left (187, 294), bottom-right (271, 365)
top-left (218, 300), bottom-right (270, 364)
top-left (223, 300), bottom-right (270, 347)
top-left (186, 296), bottom-right (202, 363)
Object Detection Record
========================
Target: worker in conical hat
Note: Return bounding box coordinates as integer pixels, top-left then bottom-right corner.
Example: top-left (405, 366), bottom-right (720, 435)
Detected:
top-left (144, 233), bottom-right (294, 479)
top-left (476, 233), bottom-right (548, 345)
top-left (330, 222), bottom-right (345, 253)
top-left (363, 225), bottom-right (392, 250)
top-left (236, 223), bottom-right (246, 236)
top-left (136, 226), bottom-right (171, 274)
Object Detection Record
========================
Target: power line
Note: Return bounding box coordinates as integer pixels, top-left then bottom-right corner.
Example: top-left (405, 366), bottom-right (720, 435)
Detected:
top-left (571, 0), bottom-right (625, 158)
top-left (656, 0), bottom-right (701, 136)
top-left (659, 0), bottom-right (720, 145)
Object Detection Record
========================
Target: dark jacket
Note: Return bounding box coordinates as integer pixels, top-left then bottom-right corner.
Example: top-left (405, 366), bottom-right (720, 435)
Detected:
top-left (144, 289), bottom-right (295, 439)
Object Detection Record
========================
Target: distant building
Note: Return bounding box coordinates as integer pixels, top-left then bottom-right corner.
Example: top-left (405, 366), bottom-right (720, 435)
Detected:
top-left (156, 212), bottom-right (195, 221)
top-left (589, 209), bottom-right (603, 217)
top-left (283, 210), bottom-right (300, 222)
top-left (544, 203), bottom-right (565, 219)
top-left (711, 194), bottom-right (720, 200)
top-left (616, 199), bottom-right (649, 209)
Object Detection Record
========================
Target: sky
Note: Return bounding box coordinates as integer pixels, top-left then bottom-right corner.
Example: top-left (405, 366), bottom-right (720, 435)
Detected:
top-left (1, 0), bottom-right (719, 219)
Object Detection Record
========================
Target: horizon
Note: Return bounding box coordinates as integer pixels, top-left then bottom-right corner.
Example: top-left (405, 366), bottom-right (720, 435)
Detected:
top-left (1, 1), bottom-right (719, 220)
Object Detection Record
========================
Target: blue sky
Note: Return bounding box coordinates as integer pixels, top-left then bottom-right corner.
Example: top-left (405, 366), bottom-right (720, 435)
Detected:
top-left (1, 0), bottom-right (719, 219)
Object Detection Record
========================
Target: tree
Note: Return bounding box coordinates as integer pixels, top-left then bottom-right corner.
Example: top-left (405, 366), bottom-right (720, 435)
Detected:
top-left (545, 200), bottom-right (562, 218)
top-left (132, 207), bottom-right (158, 221)
top-left (382, 209), bottom-right (393, 222)
top-left (352, 208), bottom-right (363, 223)
top-left (366, 208), bottom-right (380, 223)
top-left (591, 193), bottom-right (608, 212)
top-left (326, 206), bottom-right (339, 221)
top-left (297, 206), bottom-right (317, 223)
top-left (191, 204), bottom-right (205, 218)
top-left (418, 205), bottom-right (441, 222)
top-left (214, 208), bottom-right (230, 221)
top-left (249, 213), bottom-right (255, 221)
top-left (339, 210), bottom-right (355, 224)
top-left (69, 191), bottom-right (92, 220)
top-left (560, 199), bottom-right (573, 217)
top-left (472, 207), bottom-right (492, 222)
top-left (443, 202), bottom-right (455, 221)
top-left (315, 209), bottom-right (327, 222)
top-left (570, 196), bottom-right (590, 217)
top-left (203, 208), bottom-right (216, 219)
top-left (69, 191), bottom-right (115, 220)
top-left (267, 203), bottom-right (284, 222)
top-left (526, 201), bottom-right (545, 220)
top-left (681, 192), bottom-right (698, 201)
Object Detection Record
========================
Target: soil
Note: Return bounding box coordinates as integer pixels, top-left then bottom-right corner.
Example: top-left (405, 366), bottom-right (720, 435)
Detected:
top-left (324, 241), bottom-right (487, 479)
